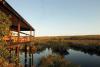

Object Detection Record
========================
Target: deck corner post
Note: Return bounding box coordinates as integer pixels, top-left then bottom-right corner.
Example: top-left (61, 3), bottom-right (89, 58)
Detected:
top-left (17, 20), bottom-right (20, 43)
top-left (30, 28), bottom-right (32, 42)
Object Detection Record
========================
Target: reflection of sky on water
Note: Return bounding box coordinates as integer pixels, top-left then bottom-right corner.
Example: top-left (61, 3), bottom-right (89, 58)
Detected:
top-left (19, 52), bottom-right (29, 65)
top-left (65, 49), bottom-right (100, 67)
top-left (19, 48), bottom-right (100, 67)
top-left (33, 48), bottom-right (52, 66)
top-left (19, 48), bottom-right (53, 67)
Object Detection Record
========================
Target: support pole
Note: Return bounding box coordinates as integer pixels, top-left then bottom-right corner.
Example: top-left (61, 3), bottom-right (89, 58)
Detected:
top-left (32, 31), bottom-right (35, 45)
top-left (30, 28), bottom-right (32, 42)
top-left (15, 46), bottom-right (19, 56)
top-left (25, 44), bottom-right (27, 67)
top-left (9, 30), bottom-right (12, 63)
top-left (33, 31), bottom-right (35, 37)
top-left (15, 20), bottom-right (20, 67)
top-left (29, 46), bottom-right (32, 67)
top-left (16, 20), bottom-right (20, 56)
top-left (17, 21), bottom-right (20, 43)
top-left (32, 53), bottom-right (34, 66)
top-left (9, 30), bottom-right (12, 45)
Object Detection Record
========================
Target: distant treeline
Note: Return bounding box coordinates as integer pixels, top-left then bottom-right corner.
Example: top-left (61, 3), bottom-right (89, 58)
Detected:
top-left (35, 35), bottom-right (100, 40)
top-left (34, 35), bottom-right (100, 47)
top-left (64, 35), bottom-right (100, 40)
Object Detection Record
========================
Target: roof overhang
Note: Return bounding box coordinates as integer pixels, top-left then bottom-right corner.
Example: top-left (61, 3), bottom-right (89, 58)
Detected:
top-left (0, 0), bottom-right (35, 31)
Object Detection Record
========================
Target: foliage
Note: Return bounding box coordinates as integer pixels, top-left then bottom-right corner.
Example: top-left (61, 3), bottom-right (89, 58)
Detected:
top-left (0, 11), bottom-right (12, 46)
top-left (0, 48), bottom-right (10, 59)
top-left (39, 55), bottom-right (80, 67)
top-left (0, 11), bottom-right (18, 66)
top-left (0, 57), bottom-right (9, 67)
top-left (0, 11), bottom-right (11, 36)
top-left (34, 35), bottom-right (100, 50)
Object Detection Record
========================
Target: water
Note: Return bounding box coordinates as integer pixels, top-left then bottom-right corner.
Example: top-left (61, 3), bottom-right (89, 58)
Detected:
top-left (19, 48), bottom-right (100, 67)
top-left (65, 49), bottom-right (100, 67)
top-left (19, 48), bottom-right (53, 67)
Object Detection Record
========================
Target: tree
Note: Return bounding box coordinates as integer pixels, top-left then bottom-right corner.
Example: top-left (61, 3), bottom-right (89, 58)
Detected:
top-left (0, 10), bottom-right (12, 45)
top-left (0, 11), bottom-right (17, 66)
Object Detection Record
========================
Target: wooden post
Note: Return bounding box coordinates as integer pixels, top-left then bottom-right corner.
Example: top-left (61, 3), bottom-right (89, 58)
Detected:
top-left (17, 21), bottom-right (20, 43)
top-left (15, 20), bottom-right (20, 67)
top-left (33, 31), bottom-right (35, 37)
top-left (15, 46), bottom-right (19, 56)
top-left (24, 44), bottom-right (27, 67)
top-left (30, 28), bottom-right (32, 42)
top-left (32, 31), bottom-right (35, 45)
top-left (9, 30), bottom-right (11, 45)
top-left (9, 30), bottom-right (12, 63)
top-left (29, 46), bottom-right (32, 67)
top-left (9, 47), bottom-right (12, 63)
top-left (32, 54), bottom-right (34, 66)
top-left (15, 46), bottom-right (20, 67)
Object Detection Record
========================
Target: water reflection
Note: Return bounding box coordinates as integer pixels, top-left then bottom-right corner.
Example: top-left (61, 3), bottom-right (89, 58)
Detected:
top-left (24, 51), bottom-right (28, 67)
top-left (52, 48), bottom-right (69, 55)
top-left (65, 49), bottom-right (100, 67)
top-left (33, 48), bottom-right (52, 67)
top-left (20, 47), bottom-right (100, 67)
top-left (38, 55), bottom-right (79, 67)
top-left (20, 48), bottom-right (53, 67)
top-left (70, 45), bottom-right (100, 56)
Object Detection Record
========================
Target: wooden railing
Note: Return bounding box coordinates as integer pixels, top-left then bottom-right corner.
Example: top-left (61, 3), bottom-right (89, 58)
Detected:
top-left (3, 36), bottom-right (31, 43)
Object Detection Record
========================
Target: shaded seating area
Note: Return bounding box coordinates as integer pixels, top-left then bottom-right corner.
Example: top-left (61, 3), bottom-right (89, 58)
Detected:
top-left (0, 0), bottom-right (35, 45)
top-left (0, 0), bottom-right (36, 67)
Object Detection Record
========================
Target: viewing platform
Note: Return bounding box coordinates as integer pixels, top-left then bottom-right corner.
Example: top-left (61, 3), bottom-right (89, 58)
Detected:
top-left (0, 0), bottom-right (35, 46)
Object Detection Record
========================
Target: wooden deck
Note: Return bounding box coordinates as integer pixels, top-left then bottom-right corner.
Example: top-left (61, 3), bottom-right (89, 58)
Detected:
top-left (0, 0), bottom-right (35, 66)
top-left (0, 0), bottom-right (35, 45)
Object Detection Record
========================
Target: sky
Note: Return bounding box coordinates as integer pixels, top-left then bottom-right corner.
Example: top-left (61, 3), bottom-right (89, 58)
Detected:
top-left (6, 0), bottom-right (100, 36)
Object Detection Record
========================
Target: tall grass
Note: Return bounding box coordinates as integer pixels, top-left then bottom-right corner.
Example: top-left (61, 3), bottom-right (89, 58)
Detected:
top-left (39, 55), bottom-right (80, 67)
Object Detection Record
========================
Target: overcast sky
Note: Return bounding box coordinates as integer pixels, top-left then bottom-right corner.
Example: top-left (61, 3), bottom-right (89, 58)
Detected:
top-left (6, 0), bottom-right (100, 36)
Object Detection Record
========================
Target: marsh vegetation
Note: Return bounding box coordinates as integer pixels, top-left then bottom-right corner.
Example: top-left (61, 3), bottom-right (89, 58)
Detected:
top-left (28, 36), bottom-right (100, 67)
